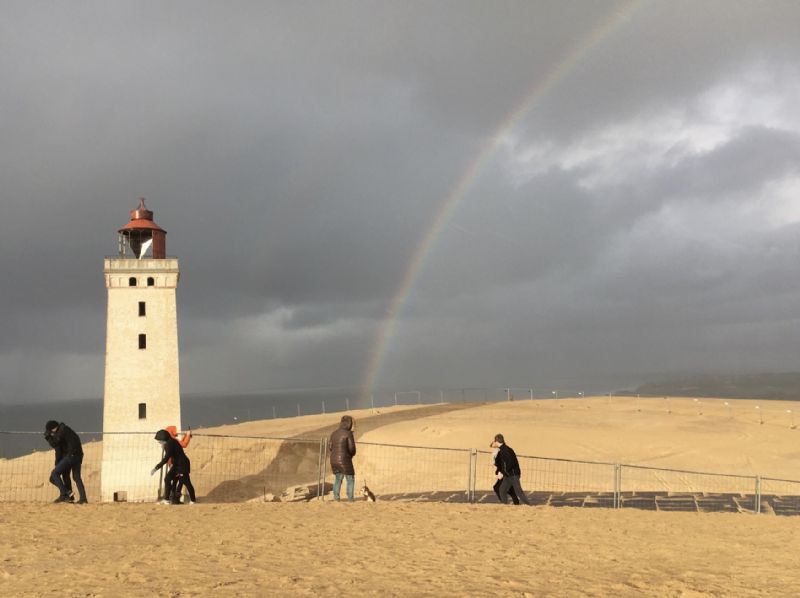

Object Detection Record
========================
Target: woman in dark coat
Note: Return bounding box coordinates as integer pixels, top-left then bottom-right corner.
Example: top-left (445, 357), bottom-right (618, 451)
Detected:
top-left (329, 415), bottom-right (356, 501)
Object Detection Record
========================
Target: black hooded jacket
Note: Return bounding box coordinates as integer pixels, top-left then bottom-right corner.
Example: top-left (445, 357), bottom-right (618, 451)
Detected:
top-left (329, 416), bottom-right (356, 475)
top-left (495, 443), bottom-right (522, 477)
top-left (154, 431), bottom-right (191, 474)
top-left (47, 423), bottom-right (83, 458)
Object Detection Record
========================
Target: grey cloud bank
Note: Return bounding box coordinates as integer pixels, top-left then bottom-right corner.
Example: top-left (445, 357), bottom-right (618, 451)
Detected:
top-left (2, 1), bottom-right (800, 403)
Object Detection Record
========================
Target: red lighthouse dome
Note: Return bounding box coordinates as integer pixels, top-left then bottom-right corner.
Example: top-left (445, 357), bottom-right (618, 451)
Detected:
top-left (118, 198), bottom-right (167, 259)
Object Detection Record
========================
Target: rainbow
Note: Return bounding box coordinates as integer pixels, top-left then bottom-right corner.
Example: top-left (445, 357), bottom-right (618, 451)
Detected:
top-left (359, 0), bottom-right (644, 399)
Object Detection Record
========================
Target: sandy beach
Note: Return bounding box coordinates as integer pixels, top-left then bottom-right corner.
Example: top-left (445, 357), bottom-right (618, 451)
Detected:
top-left (2, 396), bottom-right (800, 595)
top-left (2, 501), bottom-right (799, 597)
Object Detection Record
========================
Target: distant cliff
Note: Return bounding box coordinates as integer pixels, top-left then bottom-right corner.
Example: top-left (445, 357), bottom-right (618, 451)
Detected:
top-left (635, 373), bottom-right (800, 400)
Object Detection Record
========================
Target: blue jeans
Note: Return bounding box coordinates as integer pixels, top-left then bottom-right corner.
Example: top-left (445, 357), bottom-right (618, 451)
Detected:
top-left (333, 473), bottom-right (354, 501)
top-left (50, 454), bottom-right (86, 502)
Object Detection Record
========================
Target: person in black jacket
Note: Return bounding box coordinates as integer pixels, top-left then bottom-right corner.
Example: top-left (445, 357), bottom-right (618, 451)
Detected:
top-left (328, 415), bottom-right (356, 501)
top-left (45, 420), bottom-right (87, 504)
top-left (493, 433), bottom-right (530, 505)
top-left (491, 440), bottom-right (519, 504)
top-left (151, 429), bottom-right (196, 504)
top-left (44, 427), bottom-right (74, 502)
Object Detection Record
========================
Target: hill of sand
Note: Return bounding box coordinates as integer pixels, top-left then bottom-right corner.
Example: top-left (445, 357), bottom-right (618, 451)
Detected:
top-left (2, 396), bottom-right (800, 595)
top-left (206, 395), bottom-right (800, 479)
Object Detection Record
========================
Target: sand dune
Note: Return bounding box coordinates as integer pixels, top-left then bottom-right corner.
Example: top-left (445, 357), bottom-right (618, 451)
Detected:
top-left (196, 396), bottom-right (800, 479)
top-left (2, 397), bottom-right (800, 595)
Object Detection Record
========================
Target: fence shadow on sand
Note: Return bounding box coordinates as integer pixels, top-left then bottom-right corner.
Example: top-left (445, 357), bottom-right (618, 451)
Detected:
top-left (199, 403), bottom-right (481, 502)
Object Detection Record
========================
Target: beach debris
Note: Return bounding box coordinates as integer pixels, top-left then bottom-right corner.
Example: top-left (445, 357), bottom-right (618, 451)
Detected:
top-left (280, 484), bottom-right (312, 502)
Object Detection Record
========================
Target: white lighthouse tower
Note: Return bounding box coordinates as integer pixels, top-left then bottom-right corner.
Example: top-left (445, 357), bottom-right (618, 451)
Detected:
top-left (101, 198), bottom-right (181, 502)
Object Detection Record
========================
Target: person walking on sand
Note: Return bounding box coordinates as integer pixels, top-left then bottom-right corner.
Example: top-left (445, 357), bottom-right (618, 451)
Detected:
top-left (45, 420), bottom-right (88, 504)
top-left (491, 440), bottom-right (519, 504)
top-left (494, 434), bottom-right (530, 505)
top-left (329, 415), bottom-right (356, 501)
top-left (151, 429), bottom-right (196, 504)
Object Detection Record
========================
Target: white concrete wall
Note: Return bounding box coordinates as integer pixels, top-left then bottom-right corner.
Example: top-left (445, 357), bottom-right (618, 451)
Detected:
top-left (101, 258), bottom-right (182, 502)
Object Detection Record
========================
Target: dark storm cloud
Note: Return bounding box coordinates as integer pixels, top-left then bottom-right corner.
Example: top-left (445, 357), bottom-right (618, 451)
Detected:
top-left (2, 1), bottom-right (800, 402)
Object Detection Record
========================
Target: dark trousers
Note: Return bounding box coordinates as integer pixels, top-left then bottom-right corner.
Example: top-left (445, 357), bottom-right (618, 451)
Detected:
top-left (58, 469), bottom-right (73, 496)
top-left (498, 474), bottom-right (530, 505)
top-left (175, 474), bottom-right (196, 503)
top-left (166, 468), bottom-right (196, 503)
top-left (50, 454), bottom-right (86, 501)
top-left (493, 478), bottom-right (519, 504)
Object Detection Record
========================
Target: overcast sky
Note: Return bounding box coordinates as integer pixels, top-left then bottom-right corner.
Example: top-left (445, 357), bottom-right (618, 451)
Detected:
top-left (2, 1), bottom-right (800, 404)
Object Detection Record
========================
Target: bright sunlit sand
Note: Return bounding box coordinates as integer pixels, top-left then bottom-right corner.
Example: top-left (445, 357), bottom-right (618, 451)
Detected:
top-left (2, 397), bottom-right (800, 596)
top-left (207, 396), bottom-right (800, 479)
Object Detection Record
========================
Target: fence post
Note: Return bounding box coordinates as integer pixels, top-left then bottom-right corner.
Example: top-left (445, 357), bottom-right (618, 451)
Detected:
top-left (755, 475), bottom-right (761, 514)
top-left (319, 438), bottom-right (328, 501)
top-left (614, 464), bottom-right (621, 509)
top-left (467, 449), bottom-right (476, 503)
top-left (471, 449), bottom-right (478, 503)
top-left (316, 438), bottom-right (323, 500)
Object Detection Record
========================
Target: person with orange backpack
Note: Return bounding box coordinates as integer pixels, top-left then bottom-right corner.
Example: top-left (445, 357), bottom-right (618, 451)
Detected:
top-left (165, 426), bottom-right (192, 503)
top-left (151, 428), bottom-right (196, 504)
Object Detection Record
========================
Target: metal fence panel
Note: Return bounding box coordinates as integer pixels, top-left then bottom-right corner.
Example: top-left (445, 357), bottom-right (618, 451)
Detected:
top-left (760, 478), bottom-right (800, 516)
top-left (473, 450), bottom-right (616, 506)
top-left (0, 432), bottom-right (102, 502)
top-left (190, 434), bottom-right (324, 502)
top-left (2, 429), bottom-right (799, 514)
top-left (325, 442), bottom-right (472, 501)
top-left (619, 465), bottom-right (758, 513)
top-left (0, 432), bottom-right (326, 503)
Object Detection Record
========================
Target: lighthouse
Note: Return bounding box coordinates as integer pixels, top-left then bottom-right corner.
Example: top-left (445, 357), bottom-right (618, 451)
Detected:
top-left (101, 198), bottom-right (181, 502)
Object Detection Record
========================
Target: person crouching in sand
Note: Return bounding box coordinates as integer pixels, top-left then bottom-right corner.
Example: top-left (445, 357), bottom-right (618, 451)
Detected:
top-left (329, 415), bottom-right (356, 501)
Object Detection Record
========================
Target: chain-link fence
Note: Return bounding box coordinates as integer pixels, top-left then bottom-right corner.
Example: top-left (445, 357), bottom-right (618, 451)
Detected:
top-left (332, 442), bottom-right (473, 501)
top-left (191, 434), bottom-right (325, 502)
top-left (618, 464), bottom-right (759, 513)
top-left (0, 431), bottom-right (102, 502)
top-left (0, 431), bottom-right (329, 504)
top-left (473, 450), bottom-right (617, 507)
top-left (759, 477), bottom-right (800, 516)
top-left (2, 430), bottom-right (799, 515)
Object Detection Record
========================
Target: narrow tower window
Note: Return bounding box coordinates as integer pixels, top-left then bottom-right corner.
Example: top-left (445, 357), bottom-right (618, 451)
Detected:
top-left (128, 277), bottom-right (137, 287)
top-left (138, 301), bottom-right (146, 316)
top-left (138, 403), bottom-right (147, 420)
top-left (147, 277), bottom-right (155, 287)
top-left (138, 334), bottom-right (147, 349)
